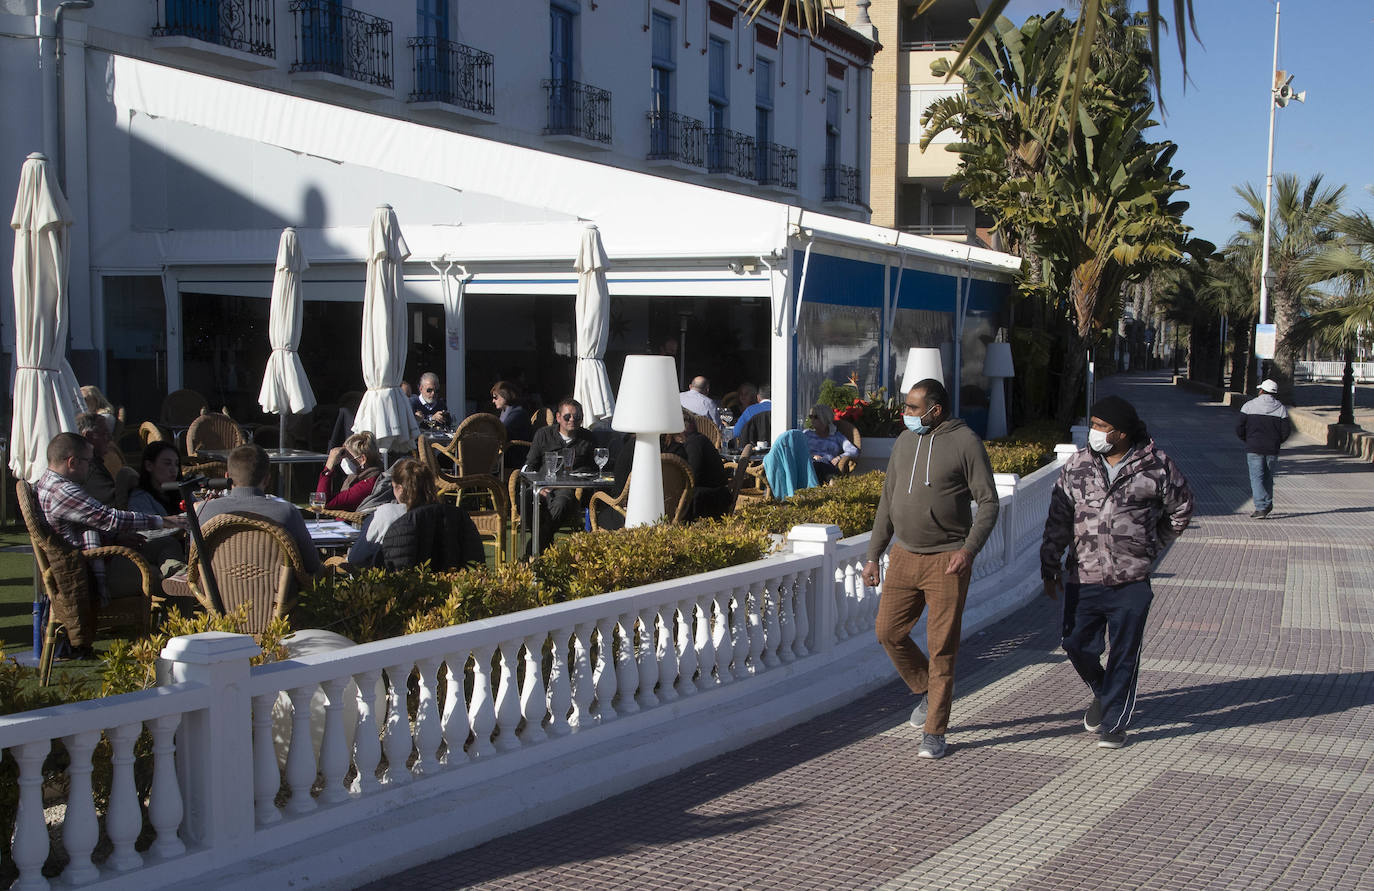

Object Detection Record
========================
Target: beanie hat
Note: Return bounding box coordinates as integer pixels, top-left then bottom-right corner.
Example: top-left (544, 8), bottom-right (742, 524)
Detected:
top-left (1090, 395), bottom-right (1141, 437)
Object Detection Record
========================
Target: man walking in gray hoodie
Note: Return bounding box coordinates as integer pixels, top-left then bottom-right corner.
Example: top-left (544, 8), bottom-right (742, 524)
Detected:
top-left (1236, 379), bottom-right (1292, 518)
top-left (862, 379), bottom-right (1000, 760)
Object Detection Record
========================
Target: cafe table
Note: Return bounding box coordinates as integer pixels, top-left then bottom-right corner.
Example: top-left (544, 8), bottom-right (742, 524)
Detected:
top-left (305, 518), bottom-right (361, 551)
top-left (517, 468), bottom-right (615, 556)
top-left (198, 447), bottom-right (328, 499)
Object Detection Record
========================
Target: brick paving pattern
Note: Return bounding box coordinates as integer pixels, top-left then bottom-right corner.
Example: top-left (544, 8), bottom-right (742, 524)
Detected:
top-left (370, 373), bottom-right (1374, 891)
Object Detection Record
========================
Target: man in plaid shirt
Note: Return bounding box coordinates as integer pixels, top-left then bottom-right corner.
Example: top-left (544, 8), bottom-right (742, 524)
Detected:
top-left (34, 432), bottom-right (185, 655)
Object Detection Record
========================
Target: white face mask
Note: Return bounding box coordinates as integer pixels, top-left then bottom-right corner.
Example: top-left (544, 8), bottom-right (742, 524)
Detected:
top-left (341, 456), bottom-right (360, 476)
top-left (1088, 429), bottom-right (1114, 454)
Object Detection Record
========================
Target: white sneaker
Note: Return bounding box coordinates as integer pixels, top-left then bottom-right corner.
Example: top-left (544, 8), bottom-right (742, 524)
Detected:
top-left (917, 734), bottom-right (947, 759)
top-left (908, 695), bottom-right (928, 729)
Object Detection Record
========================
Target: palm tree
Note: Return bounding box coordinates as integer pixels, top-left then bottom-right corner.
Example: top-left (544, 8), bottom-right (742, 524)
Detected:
top-left (1229, 174), bottom-right (1345, 400)
top-left (741, 0), bottom-right (1199, 120)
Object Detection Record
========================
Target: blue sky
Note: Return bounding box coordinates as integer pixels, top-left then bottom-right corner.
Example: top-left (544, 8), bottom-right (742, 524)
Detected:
top-left (997, 0), bottom-right (1374, 250)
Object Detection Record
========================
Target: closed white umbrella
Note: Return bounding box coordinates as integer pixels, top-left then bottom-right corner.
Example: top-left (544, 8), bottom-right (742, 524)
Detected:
top-left (257, 227), bottom-right (317, 448)
top-left (352, 205), bottom-right (418, 453)
top-left (573, 223), bottom-right (615, 424)
top-left (9, 152), bottom-right (82, 483)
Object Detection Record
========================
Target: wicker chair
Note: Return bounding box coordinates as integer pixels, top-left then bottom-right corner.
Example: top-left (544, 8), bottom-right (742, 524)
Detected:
top-left (687, 411), bottom-right (722, 449)
top-left (160, 389), bottom-right (209, 428)
top-left (16, 480), bottom-right (159, 685)
top-left (589, 453), bottom-right (695, 531)
top-left (442, 474), bottom-right (511, 565)
top-left (185, 514), bottom-right (311, 633)
top-left (733, 459), bottom-right (773, 509)
top-left (186, 412), bottom-right (248, 457)
top-left (724, 443), bottom-right (757, 513)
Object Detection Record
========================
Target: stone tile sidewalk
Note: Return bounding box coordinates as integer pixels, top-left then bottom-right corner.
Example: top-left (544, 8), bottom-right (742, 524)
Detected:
top-left (371, 371), bottom-right (1374, 891)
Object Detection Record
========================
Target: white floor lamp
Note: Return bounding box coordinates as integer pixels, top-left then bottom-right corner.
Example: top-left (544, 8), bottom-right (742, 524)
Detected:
top-left (983, 341), bottom-right (1015, 439)
top-left (899, 347), bottom-right (946, 394)
top-left (611, 355), bottom-right (684, 527)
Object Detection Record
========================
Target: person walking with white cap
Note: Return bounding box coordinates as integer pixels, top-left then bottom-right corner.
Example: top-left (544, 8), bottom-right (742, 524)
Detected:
top-left (1236, 380), bottom-right (1292, 519)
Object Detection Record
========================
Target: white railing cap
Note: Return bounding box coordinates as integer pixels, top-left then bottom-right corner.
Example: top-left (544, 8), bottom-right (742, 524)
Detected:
top-left (161, 632), bottom-right (262, 665)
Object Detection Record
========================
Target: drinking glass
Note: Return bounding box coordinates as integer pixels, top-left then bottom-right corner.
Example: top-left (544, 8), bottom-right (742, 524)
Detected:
top-left (544, 453), bottom-right (563, 481)
top-left (308, 491), bottom-right (326, 522)
top-left (594, 447), bottom-right (609, 477)
top-left (562, 447), bottom-right (576, 472)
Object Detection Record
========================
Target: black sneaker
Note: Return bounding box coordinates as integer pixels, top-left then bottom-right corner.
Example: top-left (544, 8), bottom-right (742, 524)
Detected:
top-left (1098, 731), bottom-right (1126, 749)
top-left (917, 733), bottom-right (947, 759)
top-left (1084, 696), bottom-right (1103, 732)
top-left (908, 694), bottom-right (928, 730)
top-left (1250, 509), bottom-right (1271, 519)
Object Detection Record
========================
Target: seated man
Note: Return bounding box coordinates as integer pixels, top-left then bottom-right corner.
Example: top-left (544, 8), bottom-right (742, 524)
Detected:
top-left (410, 372), bottom-right (451, 426)
top-left (734, 383), bottom-right (772, 445)
top-left (197, 444), bottom-right (323, 576)
top-left (78, 411), bottom-right (137, 508)
top-left (679, 375), bottom-right (721, 426)
top-left (523, 397), bottom-right (598, 551)
top-left (35, 432), bottom-right (187, 656)
top-left (804, 404), bottom-right (859, 484)
top-left (664, 408), bottom-right (731, 520)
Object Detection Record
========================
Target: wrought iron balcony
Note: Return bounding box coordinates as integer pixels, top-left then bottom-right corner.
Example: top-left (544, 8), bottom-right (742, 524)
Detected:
top-left (289, 0), bottom-right (393, 90)
top-left (823, 164), bottom-right (862, 204)
top-left (646, 111), bottom-right (705, 166)
top-left (407, 37), bottom-right (494, 114)
top-left (153, 0), bottom-right (274, 58)
top-left (755, 142), bottom-right (798, 190)
top-left (705, 128), bottom-right (755, 179)
top-left (542, 79), bottom-right (612, 144)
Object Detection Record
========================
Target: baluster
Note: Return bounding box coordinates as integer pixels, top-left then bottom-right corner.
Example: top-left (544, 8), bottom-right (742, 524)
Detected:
top-left (674, 598), bottom-right (698, 697)
top-left (764, 580), bottom-right (784, 666)
top-left (546, 628), bottom-right (573, 736)
top-left (351, 669), bottom-right (383, 794)
top-left (284, 685), bottom-right (320, 812)
top-left (731, 584), bottom-right (750, 680)
top-left (252, 693), bottom-right (285, 822)
top-left (520, 633), bottom-right (550, 743)
top-left (569, 623), bottom-right (595, 730)
top-left (835, 564), bottom-right (852, 640)
top-left (315, 678), bottom-right (353, 800)
top-left (634, 607), bottom-right (661, 708)
top-left (849, 560), bottom-right (865, 635)
top-left (493, 640), bottom-right (524, 752)
top-left (792, 570), bottom-right (811, 657)
top-left (106, 722), bottom-right (144, 870)
top-left (145, 715), bottom-right (185, 858)
top-left (10, 740), bottom-right (49, 888)
top-left (777, 573), bottom-right (797, 663)
top-left (467, 646), bottom-right (498, 757)
top-left (382, 663), bottom-right (415, 784)
top-left (411, 658), bottom-right (443, 775)
top-left (441, 653), bottom-right (472, 765)
top-left (615, 612), bottom-right (641, 715)
top-left (712, 590), bottom-right (733, 684)
top-left (60, 730), bottom-right (101, 879)
top-left (693, 593), bottom-right (716, 689)
top-left (656, 606), bottom-right (679, 703)
top-left (746, 581), bottom-right (767, 674)
top-left (593, 616), bottom-right (618, 722)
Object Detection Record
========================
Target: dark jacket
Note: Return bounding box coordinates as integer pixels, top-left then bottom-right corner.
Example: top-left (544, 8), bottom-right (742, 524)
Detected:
top-left (1041, 440), bottom-right (1194, 587)
top-left (500, 405), bottom-right (534, 442)
top-left (380, 503), bottom-right (484, 571)
top-left (524, 425), bottom-right (598, 475)
top-left (666, 431), bottom-right (730, 520)
top-left (1236, 394), bottom-right (1292, 456)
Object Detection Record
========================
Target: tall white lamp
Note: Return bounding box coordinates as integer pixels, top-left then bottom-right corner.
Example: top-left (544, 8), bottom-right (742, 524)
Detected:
top-left (983, 341), bottom-right (1015, 440)
top-left (611, 355), bottom-right (684, 527)
top-left (899, 347), bottom-right (945, 394)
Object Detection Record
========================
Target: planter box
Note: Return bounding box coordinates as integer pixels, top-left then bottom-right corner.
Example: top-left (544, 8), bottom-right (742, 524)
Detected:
top-left (854, 436), bottom-right (897, 475)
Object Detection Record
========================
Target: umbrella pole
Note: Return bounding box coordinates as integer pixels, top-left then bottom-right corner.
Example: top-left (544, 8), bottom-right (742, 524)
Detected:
top-left (279, 412), bottom-right (287, 451)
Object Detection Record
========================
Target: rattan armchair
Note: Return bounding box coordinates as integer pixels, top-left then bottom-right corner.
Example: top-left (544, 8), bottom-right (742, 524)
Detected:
top-left (589, 453), bottom-right (694, 531)
top-left (443, 474), bottom-right (511, 564)
top-left (16, 480), bottom-right (159, 685)
top-left (160, 388), bottom-right (208, 429)
top-left (185, 514), bottom-right (312, 633)
top-left (687, 411), bottom-right (722, 449)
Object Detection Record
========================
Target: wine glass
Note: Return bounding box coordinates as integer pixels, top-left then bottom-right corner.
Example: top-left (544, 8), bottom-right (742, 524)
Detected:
top-left (594, 447), bottom-right (610, 478)
top-left (309, 491), bottom-right (326, 522)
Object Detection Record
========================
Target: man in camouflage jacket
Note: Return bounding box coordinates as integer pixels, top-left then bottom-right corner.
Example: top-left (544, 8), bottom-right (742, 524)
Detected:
top-left (1041, 396), bottom-right (1193, 749)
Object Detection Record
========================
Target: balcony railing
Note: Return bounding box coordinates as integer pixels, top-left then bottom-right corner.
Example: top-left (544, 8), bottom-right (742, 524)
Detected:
top-left (289, 0), bottom-right (393, 89)
top-left (153, 0), bottom-right (275, 57)
top-left (755, 142), bottom-right (798, 190)
top-left (542, 79), bottom-right (613, 144)
top-left (646, 111), bottom-right (705, 166)
top-left (706, 128), bottom-right (755, 179)
top-left (900, 39), bottom-right (965, 52)
top-left (823, 164), bottom-right (862, 204)
top-left (407, 37), bottom-right (494, 113)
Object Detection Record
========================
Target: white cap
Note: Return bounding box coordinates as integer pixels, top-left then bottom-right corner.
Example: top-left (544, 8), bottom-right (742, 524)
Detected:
top-left (1258, 379), bottom-right (1279, 394)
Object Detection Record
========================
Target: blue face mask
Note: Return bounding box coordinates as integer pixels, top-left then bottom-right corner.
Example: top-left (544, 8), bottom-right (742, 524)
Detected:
top-left (904, 412), bottom-right (933, 435)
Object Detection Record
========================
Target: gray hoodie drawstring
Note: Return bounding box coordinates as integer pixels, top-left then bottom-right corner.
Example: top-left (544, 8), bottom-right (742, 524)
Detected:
top-left (924, 433), bottom-right (935, 487)
top-left (908, 431), bottom-right (936, 493)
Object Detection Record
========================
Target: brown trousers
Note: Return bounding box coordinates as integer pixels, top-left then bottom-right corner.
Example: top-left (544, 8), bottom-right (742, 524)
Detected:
top-left (875, 548), bottom-right (971, 735)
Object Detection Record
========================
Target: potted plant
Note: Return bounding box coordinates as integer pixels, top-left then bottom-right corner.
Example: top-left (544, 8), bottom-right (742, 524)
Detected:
top-left (817, 376), bottom-right (905, 474)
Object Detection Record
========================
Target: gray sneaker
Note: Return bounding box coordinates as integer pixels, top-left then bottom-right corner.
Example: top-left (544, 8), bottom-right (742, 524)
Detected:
top-left (1098, 731), bottom-right (1126, 749)
top-left (917, 733), bottom-right (947, 759)
top-left (1084, 696), bottom-right (1103, 732)
top-left (908, 695), bottom-right (928, 730)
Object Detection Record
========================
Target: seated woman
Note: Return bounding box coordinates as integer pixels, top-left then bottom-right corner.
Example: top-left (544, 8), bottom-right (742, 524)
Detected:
top-left (491, 380), bottom-right (532, 469)
top-left (125, 440), bottom-right (187, 576)
top-left (81, 384), bottom-right (120, 435)
top-left (316, 431), bottom-right (383, 511)
top-left (804, 404), bottom-right (859, 484)
top-left (347, 459), bottom-right (483, 570)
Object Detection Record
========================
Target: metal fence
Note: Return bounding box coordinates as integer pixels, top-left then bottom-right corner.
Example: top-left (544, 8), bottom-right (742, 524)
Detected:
top-left (153, 0), bottom-right (275, 57)
top-left (646, 111), bottom-right (705, 166)
top-left (407, 37), bottom-right (494, 113)
top-left (756, 142), bottom-right (798, 190)
top-left (542, 79), bottom-right (613, 143)
top-left (822, 164), bottom-right (861, 204)
top-left (289, 0), bottom-right (393, 89)
top-left (705, 128), bottom-right (754, 179)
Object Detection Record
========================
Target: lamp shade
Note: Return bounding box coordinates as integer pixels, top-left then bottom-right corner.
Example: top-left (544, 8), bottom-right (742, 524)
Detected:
top-left (612, 355), bottom-right (685, 433)
top-left (899, 347), bottom-right (945, 394)
top-left (983, 342), bottom-right (1015, 378)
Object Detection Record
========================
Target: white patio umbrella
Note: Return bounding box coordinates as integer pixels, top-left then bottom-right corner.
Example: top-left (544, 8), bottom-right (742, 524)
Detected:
top-left (257, 227), bottom-right (317, 448)
top-left (9, 152), bottom-right (83, 483)
top-left (573, 223), bottom-right (615, 424)
top-left (352, 205), bottom-right (419, 453)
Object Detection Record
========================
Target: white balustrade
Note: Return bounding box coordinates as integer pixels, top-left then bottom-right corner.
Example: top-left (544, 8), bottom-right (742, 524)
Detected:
top-left (543, 630), bottom-right (571, 737)
top-left (593, 617), bottom-right (618, 722)
top-left (730, 585), bottom-right (750, 680)
top-left (614, 612), bottom-right (641, 715)
top-left (492, 641), bottom-right (523, 752)
top-left (61, 730), bottom-right (101, 880)
top-left (382, 664), bottom-right (415, 782)
top-left (520, 633), bottom-right (551, 744)
top-left (656, 606), bottom-right (680, 703)
top-left (442, 654), bottom-right (474, 761)
top-left (712, 590), bottom-right (733, 686)
top-left (694, 592), bottom-right (717, 688)
top-left (284, 685), bottom-right (320, 813)
top-left (12, 740), bottom-right (49, 889)
top-left (776, 573), bottom-right (797, 663)
top-left (746, 580), bottom-right (767, 675)
top-left (569, 623), bottom-right (594, 730)
top-left (146, 714), bottom-right (186, 857)
top-left (411, 660), bottom-right (444, 776)
top-left (105, 722), bottom-right (144, 871)
top-left (635, 607), bottom-right (661, 709)
top-left (675, 598), bottom-right (698, 696)
top-left (467, 647), bottom-right (498, 757)
top-left (252, 693), bottom-right (284, 823)
top-left (351, 668), bottom-right (384, 793)
top-left (793, 569), bottom-right (812, 657)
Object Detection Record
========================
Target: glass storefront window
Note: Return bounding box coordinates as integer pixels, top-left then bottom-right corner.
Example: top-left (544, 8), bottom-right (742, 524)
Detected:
top-left (796, 301), bottom-right (881, 424)
top-left (103, 276), bottom-right (168, 425)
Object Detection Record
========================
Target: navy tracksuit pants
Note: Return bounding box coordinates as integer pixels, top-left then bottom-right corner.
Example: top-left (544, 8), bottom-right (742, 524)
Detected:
top-left (1061, 579), bottom-right (1153, 734)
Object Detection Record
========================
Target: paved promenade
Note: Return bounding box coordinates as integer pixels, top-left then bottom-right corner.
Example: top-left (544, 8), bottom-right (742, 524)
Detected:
top-left (373, 372), bottom-right (1373, 891)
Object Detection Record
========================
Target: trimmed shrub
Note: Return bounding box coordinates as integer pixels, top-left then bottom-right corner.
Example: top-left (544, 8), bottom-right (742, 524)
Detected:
top-left (404, 563), bottom-right (550, 635)
top-left (293, 566), bottom-right (456, 644)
